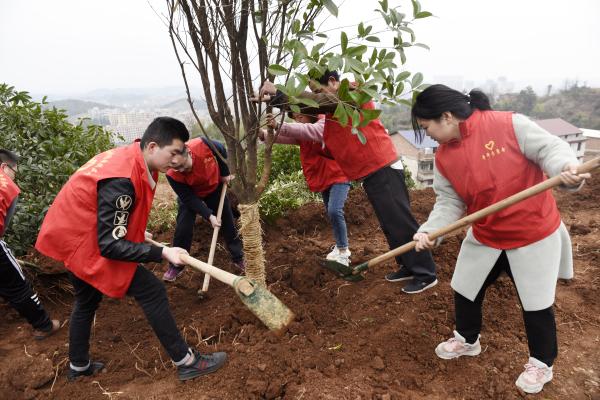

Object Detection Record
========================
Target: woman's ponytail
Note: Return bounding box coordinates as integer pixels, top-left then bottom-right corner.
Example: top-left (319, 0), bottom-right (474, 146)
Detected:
top-left (467, 89), bottom-right (492, 111)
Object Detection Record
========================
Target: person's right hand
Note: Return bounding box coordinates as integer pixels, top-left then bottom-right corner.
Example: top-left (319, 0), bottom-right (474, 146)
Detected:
top-left (258, 128), bottom-right (268, 141)
top-left (266, 113), bottom-right (278, 129)
top-left (259, 80), bottom-right (277, 97)
top-left (161, 246), bottom-right (189, 266)
top-left (209, 215), bottom-right (222, 229)
top-left (413, 232), bottom-right (435, 251)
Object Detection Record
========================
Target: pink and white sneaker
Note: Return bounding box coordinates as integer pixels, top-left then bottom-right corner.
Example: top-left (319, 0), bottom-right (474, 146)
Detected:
top-left (515, 357), bottom-right (553, 394)
top-left (435, 330), bottom-right (481, 360)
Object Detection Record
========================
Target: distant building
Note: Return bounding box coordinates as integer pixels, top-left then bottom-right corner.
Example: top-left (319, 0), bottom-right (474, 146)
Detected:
top-left (106, 110), bottom-right (197, 145)
top-left (581, 128), bottom-right (600, 162)
top-left (390, 131), bottom-right (439, 188)
top-left (533, 118), bottom-right (586, 161)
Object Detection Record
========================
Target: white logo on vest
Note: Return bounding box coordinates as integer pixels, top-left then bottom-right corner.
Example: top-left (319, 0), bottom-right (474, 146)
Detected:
top-left (112, 225), bottom-right (128, 240)
top-left (116, 195), bottom-right (132, 210)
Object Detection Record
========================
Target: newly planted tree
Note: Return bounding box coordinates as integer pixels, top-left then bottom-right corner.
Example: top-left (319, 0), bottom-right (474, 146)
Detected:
top-left (163, 0), bottom-right (431, 285)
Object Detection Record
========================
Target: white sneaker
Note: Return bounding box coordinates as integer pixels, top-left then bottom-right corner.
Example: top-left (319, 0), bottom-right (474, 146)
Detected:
top-left (326, 246), bottom-right (351, 261)
top-left (435, 330), bottom-right (481, 360)
top-left (335, 252), bottom-right (350, 266)
top-left (515, 357), bottom-right (553, 394)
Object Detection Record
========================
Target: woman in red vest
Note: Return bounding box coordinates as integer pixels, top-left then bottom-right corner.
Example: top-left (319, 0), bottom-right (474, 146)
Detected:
top-left (0, 149), bottom-right (60, 340)
top-left (259, 71), bottom-right (438, 294)
top-left (260, 111), bottom-right (352, 266)
top-left (410, 84), bottom-right (589, 394)
top-left (35, 117), bottom-right (226, 382)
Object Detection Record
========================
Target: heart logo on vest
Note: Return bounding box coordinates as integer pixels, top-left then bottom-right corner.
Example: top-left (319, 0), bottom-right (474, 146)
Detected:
top-left (484, 141), bottom-right (495, 151)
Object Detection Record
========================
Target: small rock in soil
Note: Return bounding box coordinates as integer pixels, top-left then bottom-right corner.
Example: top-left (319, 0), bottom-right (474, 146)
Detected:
top-left (372, 356), bottom-right (385, 371)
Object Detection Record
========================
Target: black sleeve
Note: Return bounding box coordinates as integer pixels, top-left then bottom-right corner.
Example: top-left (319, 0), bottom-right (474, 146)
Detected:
top-left (201, 138), bottom-right (230, 176)
top-left (166, 175), bottom-right (213, 220)
top-left (97, 178), bottom-right (163, 263)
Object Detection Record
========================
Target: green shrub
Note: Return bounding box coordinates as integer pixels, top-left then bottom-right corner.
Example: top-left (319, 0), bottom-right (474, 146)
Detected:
top-left (147, 175), bottom-right (178, 234)
top-left (0, 84), bottom-right (114, 255)
top-left (257, 143), bottom-right (303, 181)
top-left (258, 170), bottom-right (320, 223)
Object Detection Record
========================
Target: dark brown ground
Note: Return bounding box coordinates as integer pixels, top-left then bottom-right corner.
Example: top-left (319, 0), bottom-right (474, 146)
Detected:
top-left (1, 177), bottom-right (598, 400)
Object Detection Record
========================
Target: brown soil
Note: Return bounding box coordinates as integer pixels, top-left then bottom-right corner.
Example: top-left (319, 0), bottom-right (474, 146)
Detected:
top-left (1, 178), bottom-right (599, 400)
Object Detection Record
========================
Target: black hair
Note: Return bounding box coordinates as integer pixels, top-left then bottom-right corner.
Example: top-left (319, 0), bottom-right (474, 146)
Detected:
top-left (140, 117), bottom-right (190, 149)
top-left (0, 149), bottom-right (19, 165)
top-left (315, 70), bottom-right (340, 85)
top-left (411, 84), bottom-right (492, 142)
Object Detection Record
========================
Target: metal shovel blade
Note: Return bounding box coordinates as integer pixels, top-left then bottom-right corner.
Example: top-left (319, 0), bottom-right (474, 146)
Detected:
top-left (233, 277), bottom-right (295, 333)
top-left (319, 259), bottom-right (365, 282)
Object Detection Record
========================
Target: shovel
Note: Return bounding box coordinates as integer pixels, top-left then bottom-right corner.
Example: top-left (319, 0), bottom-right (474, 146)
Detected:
top-left (322, 156), bottom-right (600, 281)
top-left (146, 238), bottom-right (294, 332)
top-left (198, 183), bottom-right (228, 298)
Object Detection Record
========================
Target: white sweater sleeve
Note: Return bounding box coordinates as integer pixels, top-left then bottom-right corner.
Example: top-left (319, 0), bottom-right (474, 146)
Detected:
top-left (512, 113), bottom-right (579, 177)
top-left (417, 162), bottom-right (467, 240)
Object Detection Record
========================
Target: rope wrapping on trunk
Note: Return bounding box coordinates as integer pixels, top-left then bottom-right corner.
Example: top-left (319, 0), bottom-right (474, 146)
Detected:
top-left (238, 203), bottom-right (266, 286)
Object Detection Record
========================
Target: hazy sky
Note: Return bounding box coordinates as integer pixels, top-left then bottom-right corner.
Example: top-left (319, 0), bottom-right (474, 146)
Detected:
top-left (1, 0), bottom-right (598, 97)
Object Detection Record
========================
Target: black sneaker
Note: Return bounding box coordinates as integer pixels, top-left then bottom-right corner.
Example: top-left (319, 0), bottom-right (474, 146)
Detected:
top-left (68, 361), bottom-right (105, 381)
top-left (385, 266), bottom-right (413, 282)
top-left (401, 278), bottom-right (438, 294)
top-left (178, 350), bottom-right (227, 381)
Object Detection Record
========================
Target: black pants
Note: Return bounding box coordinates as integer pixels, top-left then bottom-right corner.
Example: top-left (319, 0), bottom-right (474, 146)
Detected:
top-left (68, 265), bottom-right (189, 366)
top-left (173, 187), bottom-right (243, 263)
top-left (455, 251), bottom-right (558, 366)
top-left (0, 240), bottom-right (52, 330)
top-left (362, 166), bottom-right (437, 282)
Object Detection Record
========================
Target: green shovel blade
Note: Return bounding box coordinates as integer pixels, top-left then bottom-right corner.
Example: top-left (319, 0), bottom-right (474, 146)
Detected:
top-left (233, 277), bottom-right (295, 333)
top-left (319, 259), bottom-right (365, 282)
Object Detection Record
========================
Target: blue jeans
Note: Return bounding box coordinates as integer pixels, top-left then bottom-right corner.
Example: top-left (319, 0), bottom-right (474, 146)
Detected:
top-left (321, 183), bottom-right (351, 249)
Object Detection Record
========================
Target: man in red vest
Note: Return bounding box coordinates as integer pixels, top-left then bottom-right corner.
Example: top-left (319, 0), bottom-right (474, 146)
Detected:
top-left (163, 137), bottom-right (244, 282)
top-left (0, 149), bottom-right (60, 340)
top-left (260, 71), bottom-right (438, 294)
top-left (35, 117), bottom-right (227, 381)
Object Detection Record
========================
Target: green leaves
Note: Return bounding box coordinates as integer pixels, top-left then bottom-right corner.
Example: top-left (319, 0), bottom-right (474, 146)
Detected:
top-left (333, 102), bottom-right (348, 126)
top-left (411, 72), bottom-right (423, 88)
top-left (268, 64), bottom-right (289, 76)
top-left (415, 11), bottom-right (432, 19)
top-left (340, 31), bottom-right (348, 52)
top-left (323, 0), bottom-right (338, 17)
top-left (0, 83), bottom-right (113, 255)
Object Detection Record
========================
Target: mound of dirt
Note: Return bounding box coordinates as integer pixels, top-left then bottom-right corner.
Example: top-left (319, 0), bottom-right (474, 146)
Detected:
top-left (1, 178), bottom-right (598, 399)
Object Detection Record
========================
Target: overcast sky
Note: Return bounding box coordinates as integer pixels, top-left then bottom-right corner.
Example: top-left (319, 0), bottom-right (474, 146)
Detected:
top-left (1, 0), bottom-right (598, 97)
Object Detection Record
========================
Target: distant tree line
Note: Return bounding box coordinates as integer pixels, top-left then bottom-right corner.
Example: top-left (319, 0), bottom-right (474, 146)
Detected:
top-left (495, 83), bottom-right (600, 129)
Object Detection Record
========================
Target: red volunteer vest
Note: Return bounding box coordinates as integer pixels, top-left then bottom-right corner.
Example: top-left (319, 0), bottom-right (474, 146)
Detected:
top-left (298, 121), bottom-right (349, 192)
top-left (0, 169), bottom-right (20, 236)
top-left (323, 101), bottom-right (398, 180)
top-left (435, 110), bottom-right (561, 249)
top-left (35, 143), bottom-right (157, 298)
top-left (167, 138), bottom-right (220, 197)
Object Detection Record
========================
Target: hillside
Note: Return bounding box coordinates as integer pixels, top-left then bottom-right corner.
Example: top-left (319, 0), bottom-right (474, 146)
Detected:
top-left (1, 178), bottom-right (598, 399)
top-left (46, 99), bottom-right (118, 116)
top-left (496, 86), bottom-right (600, 129)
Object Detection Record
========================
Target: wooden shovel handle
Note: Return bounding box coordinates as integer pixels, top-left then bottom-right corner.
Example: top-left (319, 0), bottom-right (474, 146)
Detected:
top-left (201, 183), bottom-right (228, 292)
top-left (364, 156), bottom-right (600, 270)
top-left (145, 237), bottom-right (241, 289)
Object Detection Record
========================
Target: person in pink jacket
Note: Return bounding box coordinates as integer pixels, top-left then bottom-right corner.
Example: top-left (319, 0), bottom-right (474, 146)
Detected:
top-left (260, 112), bottom-right (352, 266)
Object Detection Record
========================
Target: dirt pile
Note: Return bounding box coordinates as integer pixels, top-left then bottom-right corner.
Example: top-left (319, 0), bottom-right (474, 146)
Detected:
top-left (0, 178), bottom-right (598, 399)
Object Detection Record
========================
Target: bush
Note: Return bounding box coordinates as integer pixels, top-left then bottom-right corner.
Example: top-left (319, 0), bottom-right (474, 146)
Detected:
top-left (256, 143), bottom-right (317, 222)
top-left (0, 84), bottom-right (114, 255)
top-left (258, 170), bottom-right (320, 223)
top-left (257, 143), bottom-right (303, 181)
